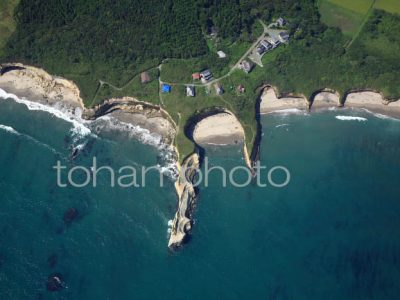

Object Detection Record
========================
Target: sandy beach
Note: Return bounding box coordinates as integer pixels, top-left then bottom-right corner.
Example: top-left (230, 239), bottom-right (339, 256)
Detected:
top-left (193, 112), bottom-right (244, 145)
top-left (344, 91), bottom-right (400, 118)
top-left (260, 87), bottom-right (309, 114)
top-left (108, 110), bottom-right (176, 145)
top-left (311, 91), bottom-right (341, 110)
top-left (0, 65), bottom-right (84, 109)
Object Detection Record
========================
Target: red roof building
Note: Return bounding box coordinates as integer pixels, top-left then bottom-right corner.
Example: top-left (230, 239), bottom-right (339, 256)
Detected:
top-left (192, 73), bottom-right (201, 80)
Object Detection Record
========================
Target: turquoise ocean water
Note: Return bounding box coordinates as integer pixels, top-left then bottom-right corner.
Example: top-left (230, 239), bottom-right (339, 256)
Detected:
top-left (1, 95), bottom-right (400, 299)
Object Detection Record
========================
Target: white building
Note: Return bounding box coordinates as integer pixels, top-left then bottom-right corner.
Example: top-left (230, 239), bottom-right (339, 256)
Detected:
top-left (217, 51), bottom-right (227, 58)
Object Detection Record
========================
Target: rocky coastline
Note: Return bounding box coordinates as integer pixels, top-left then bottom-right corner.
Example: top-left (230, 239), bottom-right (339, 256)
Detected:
top-left (2, 63), bottom-right (400, 249)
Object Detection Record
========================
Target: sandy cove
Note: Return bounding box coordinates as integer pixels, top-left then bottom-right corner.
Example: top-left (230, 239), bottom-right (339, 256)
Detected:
top-left (192, 112), bottom-right (245, 145)
top-left (0, 64), bottom-right (176, 144)
top-left (259, 87), bottom-right (309, 113)
top-left (0, 64), bottom-right (84, 109)
top-left (260, 87), bottom-right (400, 118)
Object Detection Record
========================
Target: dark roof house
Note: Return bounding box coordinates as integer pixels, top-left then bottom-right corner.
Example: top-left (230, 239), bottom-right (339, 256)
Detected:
top-left (278, 32), bottom-right (290, 43)
top-left (240, 60), bottom-right (255, 74)
top-left (200, 69), bottom-right (213, 83)
top-left (277, 17), bottom-right (286, 27)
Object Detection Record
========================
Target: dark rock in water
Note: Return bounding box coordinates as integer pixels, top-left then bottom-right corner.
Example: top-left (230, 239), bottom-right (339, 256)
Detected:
top-left (63, 208), bottom-right (79, 225)
top-left (55, 226), bottom-right (65, 235)
top-left (71, 148), bottom-right (79, 160)
top-left (47, 254), bottom-right (57, 268)
top-left (46, 273), bottom-right (65, 292)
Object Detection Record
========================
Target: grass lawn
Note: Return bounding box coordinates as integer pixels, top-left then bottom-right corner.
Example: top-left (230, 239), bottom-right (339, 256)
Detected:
top-left (319, 0), bottom-right (373, 36)
top-left (374, 0), bottom-right (400, 14)
top-left (327, 0), bottom-right (374, 14)
top-left (0, 0), bottom-right (19, 56)
top-left (91, 68), bottom-right (160, 107)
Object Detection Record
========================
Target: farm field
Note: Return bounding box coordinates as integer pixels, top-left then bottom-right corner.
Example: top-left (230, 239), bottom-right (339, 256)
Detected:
top-left (0, 0), bottom-right (19, 56)
top-left (375, 0), bottom-right (400, 14)
top-left (319, 0), bottom-right (374, 36)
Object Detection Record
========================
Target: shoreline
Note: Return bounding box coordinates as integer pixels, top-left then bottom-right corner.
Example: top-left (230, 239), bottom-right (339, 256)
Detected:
top-left (192, 112), bottom-right (245, 146)
top-left (260, 87), bottom-right (400, 119)
top-left (2, 63), bottom-right (400, 249)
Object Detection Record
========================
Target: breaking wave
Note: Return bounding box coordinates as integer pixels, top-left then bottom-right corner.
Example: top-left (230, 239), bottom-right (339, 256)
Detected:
top-left (0, 124), bottom-right (19, 135)
top-left (335, 116), bottom-right (367, 122)
top-left (0, 88), bottom-right (92, 141)
top-left (0, 88), bottom-right (178, 178)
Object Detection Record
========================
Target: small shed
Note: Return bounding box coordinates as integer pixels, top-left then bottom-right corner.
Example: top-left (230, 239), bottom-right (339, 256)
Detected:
top-left (237, 84), bottom-right (245, 94)
top-left (214, 83), bottom-right (224, 95)
top-left (192, 73), bottom-right (201, 80)
top-left (186, 86), bottom-right (195, 97)
top-left (162, 84), bottom-right (171, 93)
top-left (140, 72), bottom-right (151, 84)
top-left (217, 51), bottom-right (227, 58)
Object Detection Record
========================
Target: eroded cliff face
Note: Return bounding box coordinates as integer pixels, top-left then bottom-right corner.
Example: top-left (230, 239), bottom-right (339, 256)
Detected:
top-left (168, 153), bottom-right (200, 249)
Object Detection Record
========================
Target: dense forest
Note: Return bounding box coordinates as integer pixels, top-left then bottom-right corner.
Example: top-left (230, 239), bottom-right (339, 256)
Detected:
top-left (0, 0), bottom-right (318, 101)
top-left (1, 0), bottom-right (400, 103)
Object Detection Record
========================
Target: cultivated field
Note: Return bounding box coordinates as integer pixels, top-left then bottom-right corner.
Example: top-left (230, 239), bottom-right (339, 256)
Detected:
top-left (319, 0), bottom-right (374, 35)
top-left (0, 0), bottom-right (19, 55)
top-left (375, 0), bottom-right (400, 14)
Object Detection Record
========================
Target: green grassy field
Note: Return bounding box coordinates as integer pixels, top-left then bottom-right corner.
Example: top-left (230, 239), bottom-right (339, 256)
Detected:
top-left (375, 0), bottom-right (400, 14)
top-left (0, 0), bottom-right (19, 56)
top-left (319, 0), bottom-right (374, 36)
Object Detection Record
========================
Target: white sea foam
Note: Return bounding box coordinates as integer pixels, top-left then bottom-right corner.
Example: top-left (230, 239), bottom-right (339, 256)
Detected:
top-left (92, 115), bottom-right (178, 179)
top-left (94, 115), bottom-right (164, 148)
top-left (0, 124), bottom-right (19, 135)
top-left (335, 115), bottom-right (367, 122)
top-left (269, 108), bottom-right (309, 116)
top-left (0, 88), bottom-right (92, 139)
top-left (275, 123), bottom-right (289, 128)
top-left (354, 108), bottom-right (400, 122)
top-left (0, 123), bottom-right (60, 154)
top-left (0, 88), bottom-right (178, 176)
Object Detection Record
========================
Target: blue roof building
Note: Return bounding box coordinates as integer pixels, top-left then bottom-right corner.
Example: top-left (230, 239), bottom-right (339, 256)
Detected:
top-left (162, 84), bottom-right (171, 93)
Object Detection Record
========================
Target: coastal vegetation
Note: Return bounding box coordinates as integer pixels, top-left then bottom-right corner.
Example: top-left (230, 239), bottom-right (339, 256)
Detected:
top-left (1, 0), bottom-right (400, 161)
top-left (0, 0), bottom-right (19, 57)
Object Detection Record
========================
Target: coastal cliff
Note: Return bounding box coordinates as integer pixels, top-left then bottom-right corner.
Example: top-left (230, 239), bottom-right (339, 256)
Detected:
top-left (2, 63), bottom-right (400, 250)
top-left (168, 152), bottom-right (200, 248)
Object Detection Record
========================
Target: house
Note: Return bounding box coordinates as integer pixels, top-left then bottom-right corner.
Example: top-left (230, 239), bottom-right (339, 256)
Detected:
top-left (267, 36), bottom-right (281, 48)
top-left (200, 69), bottom-right (213, 83)
top-left (217, 51), bottom-right (227, 58)
top-left (162, 84), bottom-right (171, 93)
top-left (276, 17), bottom-right (287, 27)
top-left (257, 45), bottom-right (266, 55)
top-left (192, 72), bottom-right (201, 80)
top-left (214, 83), bottom-right (224, 95)
top-left (278, 32), bottom-right (290, 43)
top-left (140, 71), bottom-right (151, 84)
top-left (261, 40), bottom-right (273, 50)
top-left (239, 60), bottom-right (254, 74)
top-left (186, 86), bottom-right (195, 97)
top-left (237, 84), bottom-right (245, 93)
